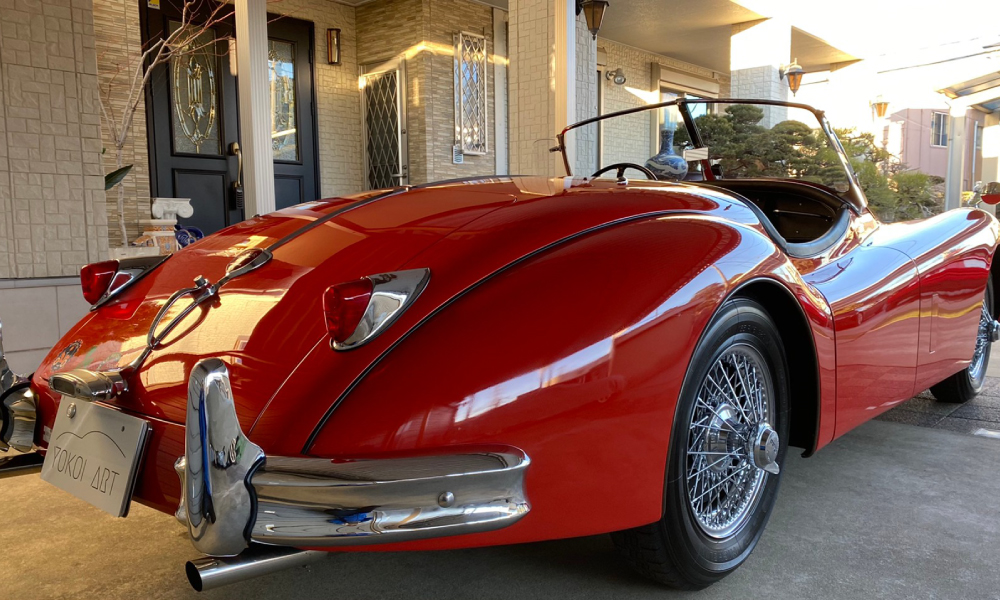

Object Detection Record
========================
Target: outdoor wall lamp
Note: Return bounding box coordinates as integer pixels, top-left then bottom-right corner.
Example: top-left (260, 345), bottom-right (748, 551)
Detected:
top-left (870, 95), bottom-right (889, 118)
top-left (327, 28), bottom-right (341, 65)
top-left (606, 67), bottom-right (626, 85)
top-left (779, 59), bottom-right (804, 96)
top-left (577, 0), bottom-right (609, 40)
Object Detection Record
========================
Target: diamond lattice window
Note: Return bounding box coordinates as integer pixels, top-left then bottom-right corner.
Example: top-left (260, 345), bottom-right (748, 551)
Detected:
top-left (455, 32), bottom-right (488, 155)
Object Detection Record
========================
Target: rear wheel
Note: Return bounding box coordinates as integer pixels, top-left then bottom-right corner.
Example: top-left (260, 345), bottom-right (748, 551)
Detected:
top-left (931, 277), bottom-right (997, 403)
top-left (612, 298), bottom-right (789, 589)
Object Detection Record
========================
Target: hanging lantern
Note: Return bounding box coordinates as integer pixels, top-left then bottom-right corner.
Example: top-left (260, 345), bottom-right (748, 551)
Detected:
top-left (871, 95), bottom-right (889, 118)
top-left (780, 59), bottom-right (804, 96)
top-left (577, 0), bottom-right (609, 40)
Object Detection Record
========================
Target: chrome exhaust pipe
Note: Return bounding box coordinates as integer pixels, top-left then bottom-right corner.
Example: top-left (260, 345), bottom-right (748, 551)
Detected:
top-left (185, 545), bottom-right (327, 592)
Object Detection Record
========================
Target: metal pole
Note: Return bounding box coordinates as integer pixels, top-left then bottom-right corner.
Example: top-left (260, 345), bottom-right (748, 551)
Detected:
top-left (945, 106), bottom-right (968, 210)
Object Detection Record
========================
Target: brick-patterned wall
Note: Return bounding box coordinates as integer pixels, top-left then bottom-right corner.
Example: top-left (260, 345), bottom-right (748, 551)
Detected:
top-left (272, 0), bottom-right (362, 197)
top-left (357, 0), bottom-right (428, 185)
top-left (358, 0), bottom-right (496, 185)
top-left (426, 0), bottom-right (494, 182)
top-left (597, 38), bottom-right (730, 168)
top-left (93, 0), bottom-right (148, 244)
top-left (598, 39), bottom-right (656, 168)
top-left (508, 0), bottom-right (561, 176)
top-left (0, 0), bottom-right (108, 278)
top-left (729, 20), bottom-right (788, 127)
top-left (574, 13), bottom-right (596, 175)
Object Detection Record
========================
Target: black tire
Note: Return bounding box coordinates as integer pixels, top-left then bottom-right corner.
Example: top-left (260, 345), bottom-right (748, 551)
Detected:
top-left (931, 276), bottom-right (995, 403)
top-left (612, 298), bottom-right (790, 590)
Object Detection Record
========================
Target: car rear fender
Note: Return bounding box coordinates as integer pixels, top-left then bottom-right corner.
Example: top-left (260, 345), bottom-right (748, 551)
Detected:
top-left (289, 214), bottom-right (833, 548)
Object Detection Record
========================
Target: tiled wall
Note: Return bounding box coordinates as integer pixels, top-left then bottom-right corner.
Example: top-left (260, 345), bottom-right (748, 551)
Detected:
top-left (0, 279), bottom-right (89, 374)
top-left (358, 0), bottom-right (496, 185)
top-left (574, 14), bottom-right (597, 175)
top-left (0, 0), bottom-right (108, 279)
top-left (271, 0), bottom-right (362, 197)
top-left (598, 38), bottom-right (730, 167)
top-left (507, 0), bottom-right (559, 176)
top-left (358, 0), bottom-right (431, 186)
top-left (425, 0), bottom-right (495, 182)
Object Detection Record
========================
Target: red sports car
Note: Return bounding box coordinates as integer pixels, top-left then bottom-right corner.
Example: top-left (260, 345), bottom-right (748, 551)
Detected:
top-left (2, 99), bottom-right (998, 591)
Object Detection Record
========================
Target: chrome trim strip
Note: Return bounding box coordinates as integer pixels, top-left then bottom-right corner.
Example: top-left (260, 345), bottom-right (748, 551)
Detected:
top-left (179, 358), bottom-right (529, 551)
top-left (49, 369), bottom-right (127, 401)
top-left (183, 359), bottom-right (265, 556)
top-left (333, 268), bottom-right (431, 351)
top-left (250, 450), bottom-right (529, 546)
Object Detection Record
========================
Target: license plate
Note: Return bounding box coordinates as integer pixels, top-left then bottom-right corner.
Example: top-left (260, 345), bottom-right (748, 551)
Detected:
top-left (41, 399), bottom-right (151, 517)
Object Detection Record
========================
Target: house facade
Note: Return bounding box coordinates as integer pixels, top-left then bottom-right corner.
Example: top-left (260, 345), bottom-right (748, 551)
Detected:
top-left (885, 108), bottom-right (987, 189)
top-left (0, 0), bottom-right (857, 372)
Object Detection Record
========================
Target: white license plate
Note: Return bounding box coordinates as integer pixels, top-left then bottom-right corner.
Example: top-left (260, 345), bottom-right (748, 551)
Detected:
top-left (41, 399), bottom-right (151, 517)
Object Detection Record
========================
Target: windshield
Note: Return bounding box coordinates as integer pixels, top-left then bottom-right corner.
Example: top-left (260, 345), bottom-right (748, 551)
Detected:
top-left (558, 99), bottom-right (862, 207)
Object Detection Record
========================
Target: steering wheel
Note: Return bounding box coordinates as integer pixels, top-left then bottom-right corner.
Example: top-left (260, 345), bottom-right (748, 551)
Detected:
top-left (592, 162), bottom-right (658, 181)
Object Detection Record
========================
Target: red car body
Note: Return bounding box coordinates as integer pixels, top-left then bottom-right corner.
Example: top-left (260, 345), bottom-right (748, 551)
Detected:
top-left (26, 173), bottom-right (998, 553)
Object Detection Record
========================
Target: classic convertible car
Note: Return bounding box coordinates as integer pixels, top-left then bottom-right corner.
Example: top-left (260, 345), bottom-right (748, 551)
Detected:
top-left (2, 99), bottom-right (999, 591)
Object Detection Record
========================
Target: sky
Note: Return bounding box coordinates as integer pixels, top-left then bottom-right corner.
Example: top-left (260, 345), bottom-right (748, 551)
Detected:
top-left (750, 0), bottom-right (1000, 134)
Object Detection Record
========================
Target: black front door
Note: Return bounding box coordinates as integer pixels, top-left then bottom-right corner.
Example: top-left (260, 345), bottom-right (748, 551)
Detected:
top-left (142, 3), bottom-right (318, 235)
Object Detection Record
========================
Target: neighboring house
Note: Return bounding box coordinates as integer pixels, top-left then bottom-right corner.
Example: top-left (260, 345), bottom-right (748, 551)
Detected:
top-left (0, 0), bottom-right (857, 372)
top-left (885, 108), bottom-right (986, 188)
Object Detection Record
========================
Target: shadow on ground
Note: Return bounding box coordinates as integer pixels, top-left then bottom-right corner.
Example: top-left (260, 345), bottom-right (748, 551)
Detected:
top-left (2, 419), bottom-right (999, 600)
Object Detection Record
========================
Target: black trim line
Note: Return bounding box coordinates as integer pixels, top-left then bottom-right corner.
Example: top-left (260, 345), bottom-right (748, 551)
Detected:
top-left (303, 208), bottom-right (712, 452)
top-left (266, 187), bottom-right (410, 252)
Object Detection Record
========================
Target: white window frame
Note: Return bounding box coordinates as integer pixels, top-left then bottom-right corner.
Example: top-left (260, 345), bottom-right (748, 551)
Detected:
top-left (454, 31), bottom-right (489, 156)
top-left (930, 111), bottom-right (948, 147)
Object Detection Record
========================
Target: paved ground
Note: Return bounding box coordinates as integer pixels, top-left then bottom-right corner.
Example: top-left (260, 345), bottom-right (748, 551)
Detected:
top-left (2, 416), bottom-right (999, 599)
top-left (878, 362), bottom-right (1000, 435)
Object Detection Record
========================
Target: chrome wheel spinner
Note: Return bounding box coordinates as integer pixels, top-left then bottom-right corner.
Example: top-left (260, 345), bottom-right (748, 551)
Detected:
top-left (686, 345), bottom-right (778, 538)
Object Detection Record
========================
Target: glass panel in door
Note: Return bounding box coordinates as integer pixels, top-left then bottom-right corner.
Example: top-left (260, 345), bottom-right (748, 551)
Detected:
top-left (169, 21), bottom-right (221, 156)
top-left (361, 68), bottom-right (405, 189)
top-left (268, 40), bottom-right (298, 162)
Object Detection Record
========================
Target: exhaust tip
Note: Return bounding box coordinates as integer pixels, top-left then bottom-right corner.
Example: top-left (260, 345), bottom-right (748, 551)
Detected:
top-left (185, 546), bottom-right (327, 592)
top-left (186, 559), bottom-right (208, 592)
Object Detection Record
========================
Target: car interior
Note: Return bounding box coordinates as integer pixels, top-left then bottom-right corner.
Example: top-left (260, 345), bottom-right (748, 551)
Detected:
top-left (692, 179), bottom-right (852, 257)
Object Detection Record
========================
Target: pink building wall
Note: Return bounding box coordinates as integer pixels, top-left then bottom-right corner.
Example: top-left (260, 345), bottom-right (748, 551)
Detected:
top-left (887, 108), bottom-right (986, 190)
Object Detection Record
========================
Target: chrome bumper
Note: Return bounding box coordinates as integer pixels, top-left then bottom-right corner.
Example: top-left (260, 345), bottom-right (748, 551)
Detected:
top-left (176, 358), bottom-right (530, 556)
top-left (0, 320), bottom-right (36, 453)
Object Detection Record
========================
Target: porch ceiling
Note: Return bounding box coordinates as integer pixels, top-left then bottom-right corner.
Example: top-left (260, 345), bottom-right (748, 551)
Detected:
top-left (595, 0), bottom-right (764, 73)
top-left (588, 1), bottom-right (857, 75)
top-left (939, 70), bottom-right (1000, 113)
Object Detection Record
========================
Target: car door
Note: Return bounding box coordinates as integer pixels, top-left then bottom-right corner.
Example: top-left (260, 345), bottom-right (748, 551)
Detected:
top-left (803, 234), bottom-right (921, 437)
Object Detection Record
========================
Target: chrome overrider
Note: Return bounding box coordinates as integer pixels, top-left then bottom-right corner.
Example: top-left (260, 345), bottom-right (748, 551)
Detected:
top-left (176, 358), bottom-right (530, 584)
top-left (0, 320), bottom-right (37, 453)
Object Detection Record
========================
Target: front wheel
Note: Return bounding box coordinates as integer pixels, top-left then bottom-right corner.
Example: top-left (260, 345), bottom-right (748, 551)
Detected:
top-left (931, 277), bottom-right (998, 403)
top-left (612, 298), bottom-right (789, 590)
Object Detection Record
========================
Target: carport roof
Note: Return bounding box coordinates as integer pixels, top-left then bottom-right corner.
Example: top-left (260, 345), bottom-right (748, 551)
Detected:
top-left (939, 69), bottom-right (1000, 113)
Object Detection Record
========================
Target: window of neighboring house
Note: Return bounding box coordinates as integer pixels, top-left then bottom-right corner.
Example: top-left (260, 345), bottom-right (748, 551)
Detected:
top-left (455, 31), bottom-right (488, 155)
top-left (930, 112), bottom-right (948, 147)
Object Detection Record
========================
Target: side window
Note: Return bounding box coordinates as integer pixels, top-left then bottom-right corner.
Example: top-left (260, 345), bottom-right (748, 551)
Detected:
top-left (930, 112), bottom-right (948, 147)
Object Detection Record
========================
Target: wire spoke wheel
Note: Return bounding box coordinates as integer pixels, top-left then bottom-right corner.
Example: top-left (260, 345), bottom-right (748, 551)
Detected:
top-left (685, 343), bottom-right (776, 538)
top-left (969, 299), bottom-right (993, 383)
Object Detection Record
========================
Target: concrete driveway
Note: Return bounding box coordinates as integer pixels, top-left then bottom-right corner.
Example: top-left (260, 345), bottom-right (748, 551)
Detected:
top-left (2, 419), bottom-right (999, 600)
